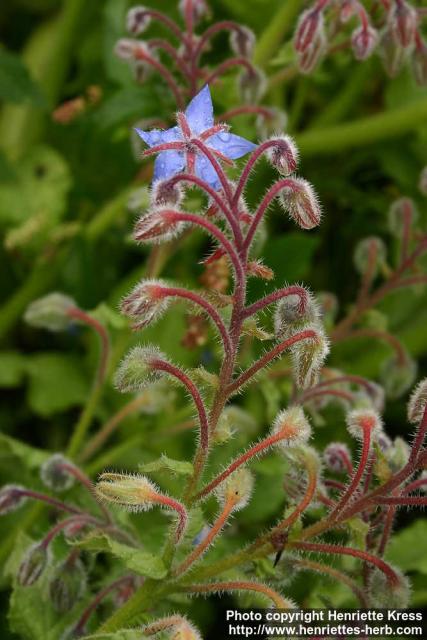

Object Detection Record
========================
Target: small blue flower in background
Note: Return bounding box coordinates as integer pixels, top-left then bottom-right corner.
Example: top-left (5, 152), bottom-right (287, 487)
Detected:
top-left (135, 85), bottom-right (257, 190)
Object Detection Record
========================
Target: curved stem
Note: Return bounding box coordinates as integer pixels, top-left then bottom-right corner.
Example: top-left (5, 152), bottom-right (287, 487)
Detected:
top-left (178, 580), bottom-right (292, 608)
top-left (293, 557), bottom-right (368, 606)
top-left (74, 575), bottom-right (135, 635)
top-left (203, 57), bottom-right (256, 87)
top-left (190, 139), bottom-right (235, 210)
top-left (135, 49), bottom-right (184, 109)
top-left (243, 285), bottom-right (308, 318)
top-left (221, 105), bottom-right (276, 122)
top-left (148, 39), bottom-right (190, 79)
top-left (194, 21), bottom-right (247, 59)
top-left (152, 493), bottom-right (188, 543)
top-left (234, 139), bottom-right (285, 207)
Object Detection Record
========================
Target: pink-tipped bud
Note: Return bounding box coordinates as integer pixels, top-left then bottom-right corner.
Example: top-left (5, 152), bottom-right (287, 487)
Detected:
top-left (389, 0), bottom-right (418, 49)
top-left (24, 292), bottom-right (77, 332)
top-left (351, 25), bottom-right (379, 60)
top-left (134, 209), bottom-right (187, 244)
top-left (294, 8), bottom-right (324, 53)
top-left (178, 0), bottom-right (209, 25)
top-left (323, 442), bottom-right (352, 473)
top-left (18, 542), bottom-right (50, 586)
top-left (0, 484), bottom-right (27, 515)
top-left (215, 469), bottom-right (254, 512)
top-left (230, 26), bottom-right (256, 58)
top-left (50, 557), bottom-right (86, 613)
top-left (151, 179), bottom-right (184, 207)
top-left (388, 197), bottom-right (417, 236)
top-left (407, 377), bottom-right (427, 424)
top-left (95, 471), bottom-right (158, 512)
top-left (40, 454), bottom-right (76, 491)
top-left (368, 567), bottom-right (410, 608)
top-left (266, 136), bottom-right (299, 176)
top-left (380, 354), bottom-right (417, 399)
top-left (114, 345), bottom-right (169, 393)
top-left (279, 177), bottom-right (322, 230)
top-left (121, 279), bottom-right (170, 329)
top-left (126, 6), bottom-right (151, 35)
top-left (274, 290), bottom-right (319, 339)
top-left (346, 409), bottom-right (382, 441)
top-left (419, 166), bottom-right (427, 195)
top-left (238, 67), bottom-right (267, 103)
top-left (291, 324), bottom-right (329, 389)
top-left (412, 42), bottom-right (427, 86)
top-left (353, 236), bottom-right (386, 276)
top-left (272, 406), bottom-right (311, 448)
top-left (298, 31), bottom-right (326, 74)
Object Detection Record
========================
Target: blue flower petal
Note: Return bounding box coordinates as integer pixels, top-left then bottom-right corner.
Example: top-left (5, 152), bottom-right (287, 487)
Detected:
top-left (153, 150), bottom-right (185, 182)
top-left (185, 85), bottom-right (214, 135)
top-left (194, 154), bottom-right (221, 191)
top-left (209, 132), bottom-right (257, 160)
top-left (135, 125), bottom-right (181, 147)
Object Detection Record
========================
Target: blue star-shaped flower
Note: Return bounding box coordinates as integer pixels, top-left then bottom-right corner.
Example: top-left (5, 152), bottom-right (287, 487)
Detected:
top-left (135, 85), bottom-right (257, 190)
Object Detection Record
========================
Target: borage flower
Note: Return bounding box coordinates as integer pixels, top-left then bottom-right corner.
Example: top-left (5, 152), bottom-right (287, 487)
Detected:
top-left (135, 85), bottom-right (257, 190)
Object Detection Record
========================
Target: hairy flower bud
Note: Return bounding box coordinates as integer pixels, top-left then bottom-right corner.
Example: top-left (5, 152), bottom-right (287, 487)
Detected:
top-left (368, 567), bottom-right (410, 608)
top-left (151, 179), bottom-right (184, 207)
top-left (24, 293), bottom-right (77, 332)
top-left (346, 409), bottom-right (382, 441)
top-left (134, 209), bottom-right (187, 244)
top-left (279, 177), bottom-right (322, 229)
top-left (95, 472), bottom-right (158, 512)
top-left (266, 136), bottom-right (299, 176)
top-left (215, 469), bottom-right (254, 511)
top-left (376, 429), bottom-right (392, 452)
top-left (40, 454), bottom-right (76, 491)
top-left (143, 615), bottom-right (202, 640)
top-left (380, 30), bottom-right (405, 77)
top-left (272, 406), bottom-right (311, 447)
top-left (388, 0), bottom-right (418, 48)
top-left (114, 38), bottom-right (142, 61)
top-left (407, 378), bottom-right (427, 424)
top-left (18, 542), bottom-right (50, 586)
top-left (388, 197), bottom-right (417, 236)
top-left (351, 25), bottom-right (379, 60)
top-left (294, 8), bottom-right (324, 53)
top-left (238, 67), bottom-right (266, 103)
top-left (114, 345), bottom-right (169, 393)
top-left (316, 292), bottom-right (338, 326)
top-left (353, 236), bottom-right (386, 276)
top-left (126, 6), bottom-right (151, 35)
top-left (387, 436), bottom-right (410, 470)
top-left (298, 31), bottom-right (326, 73)
top-left (256, 107), bottom-right (287, 139)
top-left (292, 325), bottom-right (329, 389)
top-left (380, 354), bottom-right (417, 399)
top-left (274, 290), bottom-right (319, 339)
top-left (0, 484), bottom-right (27, 515)
top-left (50, 557), bottom-right (86, 613)
top-left (178, 0), bottom-right (209, 25)
top-left (323, 442), bottom-right (352, 473)
top-left (121, 279), bottom-right (171, 329)
top-left (230, 26), bottom-right (255, 58)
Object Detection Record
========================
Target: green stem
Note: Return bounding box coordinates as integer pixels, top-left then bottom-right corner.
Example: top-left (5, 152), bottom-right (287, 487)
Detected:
top-left (253, 0), bottom-right (301, 67)
top-left (296, 97), bottom-right (427, 156)
top-left (98, 580), bottom-right (167, 632)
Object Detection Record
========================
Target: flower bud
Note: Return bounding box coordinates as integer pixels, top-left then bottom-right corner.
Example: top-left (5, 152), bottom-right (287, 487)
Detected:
top-left (353, 236), bottom-right (386, 276)
top-left (215, 468), bottom-right (254, 511)
top-left (238, 67), bottom-right (266, 103)
top-left (230, 26), bottom-right (255, 58)
top-left (178, 0), bottom-right (209, 25)
top-left (419, 166), bottom-right (427, 195)
top-left (376, 429), bottom-right (393, 452)
top-left (18, 542), bottom-right (50, 586)
top-left (388, 0), bottom-right (417, 48)
top-left (272, 406), bottom-right (311, 448)
top-left (173, 619), bottom-right (203, 640)
top-left (114, 345), bottom-right (169, 393)
top-left (380, 30), bottom-right (405, 77)
top-left (40, 454), bottom-right (76, 492)
top-left (0, 484), bottom-right (27, 515)
top-left (346, 409), bottom-right (382, 441)
top-left (294, 8), bottom-right (324, 53)
top-left (134, 209), bottom-right (187, 244)
top-left (298, 31), bottom-right (326, 74)
top-left (151, 179), bottom-right (184, 207)
top-left (323, 442), bottom-right (352, 473)
top-left (340, 0), bottom-right (356, 23)
top-left (266, 136), bottom-right (299, 176)
top-left (24, 293), bottom-right (77, 332)
top-left (407, 378), bottom-right (427, 424)
top-left (121, 279), bottom-right (171, 330)
top-left (256, 107), bottom-right (287, 139)
top-left (95, 472), bottom-right (158, 512)
top-left (126, 6), bottom-right (151, 35)
top-left (316, 291), bottom-right (338, 326)
top-left (413, 43), bottom-right (427, 86)
top-left (368, 567), bottom-right (410, 608)
top-left (388, 197), bottom-right (417, 236)
top-left (279, 177), bottom-right (322, 229)
top-left (274, 290), bottom-right (319, 339)
top-left (387, 436), bottom-right (410, 470)
top-left (291, 324), bottom-right (329, 389)
top-left (380, 354), bottom-right (417, 399)
top-left (50, 557), bottom-right (86, 613)
top-left (351, 25), bottom-right (379, 60)
top-left (114, 38), bottom-right (141, 61)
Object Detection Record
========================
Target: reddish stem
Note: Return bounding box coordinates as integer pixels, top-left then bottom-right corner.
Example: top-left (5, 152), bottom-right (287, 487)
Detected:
top-left (203, 57), bottom-right (256, 87)
top-left (73, 576), bottom-right (135, 635)
top-left (179, 580), bottom-right (291, 608)
top-left (135, 49), bottom-right (184, 109)
top-left (194, 21), bottom-right (248, 59)
top-left (243, 285), bottom-right (308, 318)
top-left (190, 138), bottom-right (235, 208)
top-left (335, 327), bottom-right (407, 366)
top-left (221, 105), bottom-right (276, 122)
top-left (16, 489), bottom-right (83, 515)
top-left (148, 39), bottom-right (191, 79)
top-left (297, 387), bottom-right (355, 406)
top-left (234, 139), bottom-right (287, 207)
top-left (409, 403), bottom-right (427, 463)
top-left (152, 493), bottom-right (188, 542)
top-left (376, 496), bottom-right (427, 506)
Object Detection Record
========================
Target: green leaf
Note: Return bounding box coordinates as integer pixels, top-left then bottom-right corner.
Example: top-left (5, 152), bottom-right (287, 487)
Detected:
top-left (26, 353), bottom-right (88, 417)
top-left (0, 48), bottom-right (46, 106)
top-left (139, 454), bottom-right (194, 477)
top-left (0, 351), bottom-right (27, 387)
top-left (95, 85), bottom-right (165, 130)
top-left (74, 532), bottom-right (167, 579)
top-left (0, 433), bottom-right (48, 469)
top-left (386, 520), bottom-right (427, 574)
